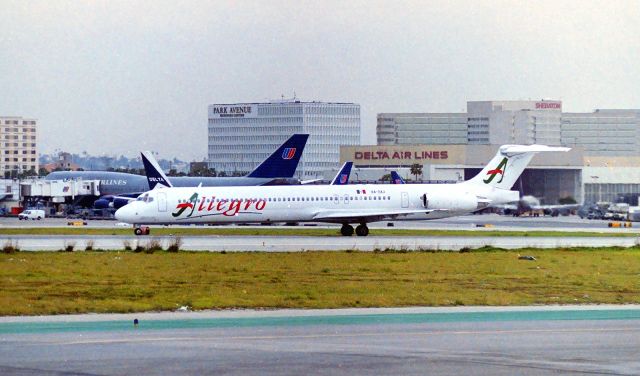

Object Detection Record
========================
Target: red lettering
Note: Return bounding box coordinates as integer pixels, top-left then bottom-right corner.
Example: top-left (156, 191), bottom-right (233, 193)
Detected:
top-left (243, 199), bottom-right (253, 210)
top-left (441, 151), bottom-right (448, 159)
top-left (364, 152), bottom-right (371, 160)
top-left (536, 102), bottom-right (560, 109)
top-left (198, 197), bottom-right (207, 211)
top-left (414, 152), bottom-right (421, 159)
top-left (217, 199), bottom-right (228, 211)
top-left (392, 152), bottom-right (401, 159)
top-left (382, 151), bottom-right (389, 159)
top-left (404, 152), bottom-right (411, 159)
top-left (355, 152), bottom-right (363, 159)
top-left (223, 200), bottom-right (241, 216)
top-left (423, 151), bottom-right (432, 159)
top-left (433, 151), bottom-right (440, 159)
top-left (207, 196), bottom-right (216, 211)
top-left (256, 199), bottom-right (266, 210)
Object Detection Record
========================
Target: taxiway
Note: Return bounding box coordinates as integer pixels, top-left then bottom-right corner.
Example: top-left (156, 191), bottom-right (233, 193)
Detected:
top-left (1, 306), bottom-right (639, 375)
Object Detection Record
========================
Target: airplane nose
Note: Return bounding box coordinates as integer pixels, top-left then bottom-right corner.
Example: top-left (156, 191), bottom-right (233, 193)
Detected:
top-left (115, 203), bottom-right (135, 223)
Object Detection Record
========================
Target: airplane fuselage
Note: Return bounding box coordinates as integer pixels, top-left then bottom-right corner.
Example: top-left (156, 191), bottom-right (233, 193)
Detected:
top-left (116, 182), bottom-right (516, 225)
top-left (45, 171), bottom-right (291, 196)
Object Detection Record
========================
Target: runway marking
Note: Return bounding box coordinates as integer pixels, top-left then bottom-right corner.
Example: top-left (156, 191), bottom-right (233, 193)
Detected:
top-left (55, 326), bottom-right (640, 346)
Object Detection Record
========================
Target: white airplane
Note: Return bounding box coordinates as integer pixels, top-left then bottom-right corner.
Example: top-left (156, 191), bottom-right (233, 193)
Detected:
top-left (115, 144), bottom-right (569, 236)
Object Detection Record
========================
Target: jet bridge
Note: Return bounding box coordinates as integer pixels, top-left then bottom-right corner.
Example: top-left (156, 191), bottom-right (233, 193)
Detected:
top-left (21, 179), bottom-right (101, 203)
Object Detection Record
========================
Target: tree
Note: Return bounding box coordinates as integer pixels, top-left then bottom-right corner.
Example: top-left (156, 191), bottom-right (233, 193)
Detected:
top-left (410, 163), bottom-right (423, 181)
top-left (380, 173), bottom-right (391, 182)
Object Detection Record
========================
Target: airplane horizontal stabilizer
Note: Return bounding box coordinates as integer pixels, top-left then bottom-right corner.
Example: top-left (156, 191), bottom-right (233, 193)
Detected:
top-left (498, 145), bottom-right (571, 156)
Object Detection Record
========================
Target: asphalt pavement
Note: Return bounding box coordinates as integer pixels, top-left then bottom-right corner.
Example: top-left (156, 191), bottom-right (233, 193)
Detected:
top-left (2, 306), bottom-right (639, 375)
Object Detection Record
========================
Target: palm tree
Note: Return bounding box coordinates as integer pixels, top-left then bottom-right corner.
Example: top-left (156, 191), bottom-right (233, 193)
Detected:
top-left (410, 163), bottom-right (423, 181)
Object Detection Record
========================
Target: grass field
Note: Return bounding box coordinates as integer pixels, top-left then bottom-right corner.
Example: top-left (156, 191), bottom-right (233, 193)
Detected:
top-left (2, 247), bottom-right (640, 316)
top-left (0, 226), bottom-right (637, 237)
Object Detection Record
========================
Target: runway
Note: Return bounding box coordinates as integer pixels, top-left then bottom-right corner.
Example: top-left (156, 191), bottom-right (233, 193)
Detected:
top-left (0, 213), bottom-right (625, 230)
top-left (1, 306), bottom-right (639, 375)
top-left (2, 214), bottom-right (638, 251)
top-left (2, 233), bottom-right (640, 251)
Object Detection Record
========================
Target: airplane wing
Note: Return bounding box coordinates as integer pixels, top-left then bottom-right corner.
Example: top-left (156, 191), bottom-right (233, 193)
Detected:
top-left (300, 179), bottom-right (324, 185)
top-left (312, 208), bottom-right (448, 223)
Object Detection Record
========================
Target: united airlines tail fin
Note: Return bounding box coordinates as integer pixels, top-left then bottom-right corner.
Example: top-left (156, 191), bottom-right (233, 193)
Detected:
top-left (141, 151), bottom-right (173, 189)
top-left (464, 145), bottom-right (570, 190)
top-left (390, 171), bottom-right (405, 184)
top-left (331, 162), bottom-right (353, 185)
top-left (247, 134), bottom-right (309, 178)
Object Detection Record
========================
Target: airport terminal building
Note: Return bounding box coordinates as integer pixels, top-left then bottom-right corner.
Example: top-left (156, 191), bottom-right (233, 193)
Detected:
top-left (342, 100), bottom-right (640, 205)
top-left (208, 100), bottom-right (360, 179)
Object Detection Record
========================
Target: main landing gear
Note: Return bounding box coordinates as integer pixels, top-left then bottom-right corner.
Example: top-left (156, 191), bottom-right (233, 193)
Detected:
top-left (340, 223), bottom-right (369, 236)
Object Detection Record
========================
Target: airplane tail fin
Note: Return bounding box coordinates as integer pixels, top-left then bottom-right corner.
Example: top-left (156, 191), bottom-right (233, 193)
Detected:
top-left (247, 134), bottom-right (309, 178)
top-left (390, 171), bottom-right (405, 184)
top-left (331, 162), bottom-right (353, 185)
top-left (141, 151), bottom-right (173, 189)
top-left (464, 145), bottom-right (570, 190)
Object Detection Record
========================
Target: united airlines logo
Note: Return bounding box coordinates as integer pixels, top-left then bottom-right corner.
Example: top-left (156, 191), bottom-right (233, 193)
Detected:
top-left (483, 157), bottom-right (508, 184)
top-left (282, 148), bottom-right (296, 160)
top-left (339, 174), bottom-right (348, 184)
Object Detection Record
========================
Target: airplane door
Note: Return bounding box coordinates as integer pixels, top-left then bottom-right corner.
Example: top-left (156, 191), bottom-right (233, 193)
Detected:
top-left (343, 194), bottom-right (349, 205)
top-left (401, 192), bottom-right (409, 208)
top-left (158, 192), bottom-right (167, 212)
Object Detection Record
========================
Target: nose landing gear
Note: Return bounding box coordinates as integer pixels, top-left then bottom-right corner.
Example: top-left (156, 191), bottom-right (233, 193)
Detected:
top-left (134, 226), bottom-right (150, 236)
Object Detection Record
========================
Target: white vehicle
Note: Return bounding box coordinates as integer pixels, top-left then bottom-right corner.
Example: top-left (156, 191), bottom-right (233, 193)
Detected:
top-left (18, 209), bottom-right (45, 220)
top-left (115, 145), bottom-right (569, 236)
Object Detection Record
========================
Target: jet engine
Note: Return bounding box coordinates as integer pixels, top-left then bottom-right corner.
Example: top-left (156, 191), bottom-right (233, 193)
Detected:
top-left (420, 192), bottom-right (483, 212)
top-left (112, 197), bottom-right (132, 209)
top-left (93, 195), bottom-right (131, 210)
top-left (93, 196), bottom-right (114, 209)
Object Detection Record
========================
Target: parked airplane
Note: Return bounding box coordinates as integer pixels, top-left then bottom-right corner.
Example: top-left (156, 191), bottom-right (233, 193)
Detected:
top-left (142, 155), bottom-right (351, 192)
top-left (499, 195), bottom-right (580, 217)
top-left (116, 145), bottom-right (569, 236)
top-left (45, 134), bottom-right (309, 208)
top-left (331, 162), bottom-right (353, 185)
top-left (390, 171), bottom-right (405, 184)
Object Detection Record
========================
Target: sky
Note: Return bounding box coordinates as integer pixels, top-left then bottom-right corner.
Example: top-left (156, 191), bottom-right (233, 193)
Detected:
top-left (1, 0), bottom-right (638, 161)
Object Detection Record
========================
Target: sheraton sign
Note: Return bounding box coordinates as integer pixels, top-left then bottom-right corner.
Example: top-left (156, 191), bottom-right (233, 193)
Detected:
top-left (535, 101), bottom-right (561, 110)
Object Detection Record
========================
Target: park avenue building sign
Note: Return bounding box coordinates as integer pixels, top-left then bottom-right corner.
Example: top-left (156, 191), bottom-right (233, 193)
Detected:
top-left (209, 105), bottom-right (258, 118)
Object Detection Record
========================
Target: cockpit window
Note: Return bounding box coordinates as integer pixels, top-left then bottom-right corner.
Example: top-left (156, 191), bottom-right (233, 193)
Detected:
top-left (136, 193), bottom-right (154, 203)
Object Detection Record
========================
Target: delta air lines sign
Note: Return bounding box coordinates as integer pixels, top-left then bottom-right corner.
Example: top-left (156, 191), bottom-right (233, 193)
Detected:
top-left (341, 145), bottom-right (466, 166)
